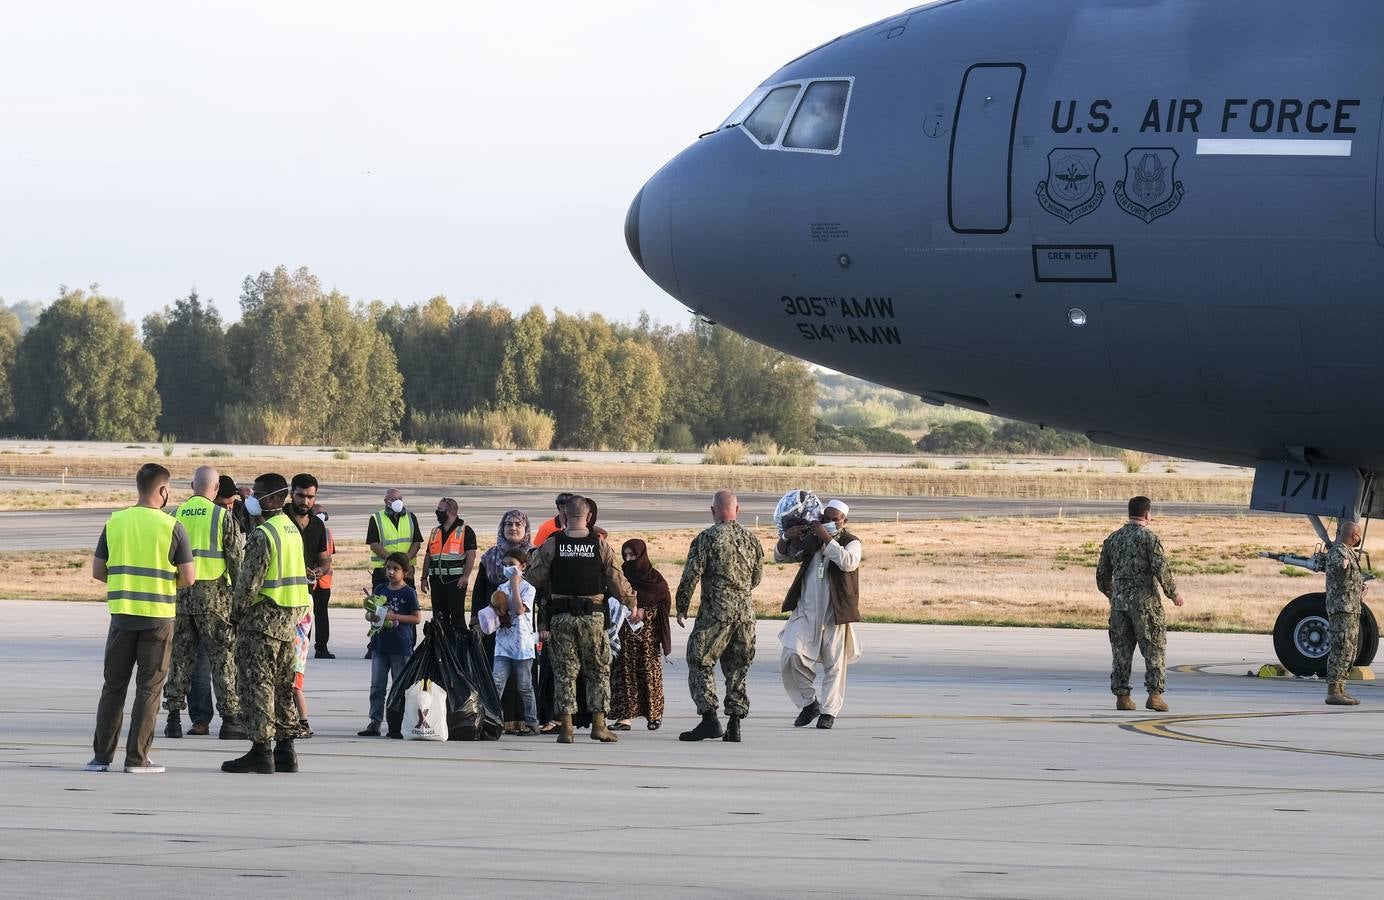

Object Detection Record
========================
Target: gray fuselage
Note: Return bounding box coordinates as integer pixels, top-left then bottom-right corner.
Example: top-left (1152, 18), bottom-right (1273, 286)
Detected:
top-left (629, 0), bottom-right (1384, 470)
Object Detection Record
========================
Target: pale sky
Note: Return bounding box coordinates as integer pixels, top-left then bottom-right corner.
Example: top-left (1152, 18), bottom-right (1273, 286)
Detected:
top-left (0, 1), bottom-right (911, 326)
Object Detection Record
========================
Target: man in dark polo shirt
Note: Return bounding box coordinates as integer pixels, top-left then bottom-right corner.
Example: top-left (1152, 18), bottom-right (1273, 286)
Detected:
top-left (366, 488), bottom-right (422, 587)
top-left (88, 463), bottom-right (197, 774)
top-left (287, 474), bottom-right (332, 653)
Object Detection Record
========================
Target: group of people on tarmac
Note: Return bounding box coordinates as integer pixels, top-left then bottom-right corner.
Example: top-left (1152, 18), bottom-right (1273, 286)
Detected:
top-left (85, 463), bottom-right (1366, 775)
top-left (84, 466), bottom-right (867, 773)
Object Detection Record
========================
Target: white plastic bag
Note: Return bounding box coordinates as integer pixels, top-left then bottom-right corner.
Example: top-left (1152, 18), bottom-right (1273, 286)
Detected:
top-left (404, 678), bottom-right (449, 741)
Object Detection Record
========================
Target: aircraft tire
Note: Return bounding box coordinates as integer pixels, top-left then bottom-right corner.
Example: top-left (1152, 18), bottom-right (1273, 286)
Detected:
top-left (1272, 593), bottom-right (1378, 676)
top-left (1356, 604), bottom-right (1378, 667)
top-left (1273, 593), bottom-right (1330, 677)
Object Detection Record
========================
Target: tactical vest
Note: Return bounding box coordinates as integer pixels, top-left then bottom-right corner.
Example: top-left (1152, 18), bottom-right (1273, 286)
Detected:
top-left (105, 506), bottom-right (179, 618)
top-left (370, 510), bottom-right (414, 568)
top-left (255, 513), bottom-right (311, 608)
top-left (550, 533), bottom-right (604, 597)
top-left (176, 495), bottom-right (227, 583)
top-left (426, 522), bottom-right (469, 580)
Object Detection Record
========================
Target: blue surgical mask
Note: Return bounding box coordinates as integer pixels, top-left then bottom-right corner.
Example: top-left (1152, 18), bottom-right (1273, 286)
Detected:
top-left (502, 565), bottom-right (518, 579)
top-left (823, 521), bottom-right (839, 536)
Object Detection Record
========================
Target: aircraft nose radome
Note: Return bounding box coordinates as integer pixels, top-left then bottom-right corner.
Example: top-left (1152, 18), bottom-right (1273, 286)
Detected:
top-left (626, 161), bottom-right (680, 301)
top-left (624, 186), bottom-right (644, 272)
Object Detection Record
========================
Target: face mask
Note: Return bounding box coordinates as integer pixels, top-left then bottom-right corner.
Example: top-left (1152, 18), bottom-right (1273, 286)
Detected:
top-left (245, 486), bottom-right (288, 519)
top-left (159, 487), bottom-right (169, 510)
top-left (390, 499), bottom-right (405, 514)
top-left (823, 521), bottom-right (839, 536)
top-left (435, 510), bottom-right (448, 524)
top-left (316, 512), bottom-right (328, 523)
top-left (502, 564), bottom-right (518, 579)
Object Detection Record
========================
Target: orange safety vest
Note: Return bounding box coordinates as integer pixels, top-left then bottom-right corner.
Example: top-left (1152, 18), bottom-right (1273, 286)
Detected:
top-left (426, 523), bottom-right (469, 581)
top-left (317, 529), bottom-right (336, 590)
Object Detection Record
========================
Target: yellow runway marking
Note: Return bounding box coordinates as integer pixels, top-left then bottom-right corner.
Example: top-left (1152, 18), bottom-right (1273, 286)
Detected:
top-left (1123, 709), bottom-right (1384, 760)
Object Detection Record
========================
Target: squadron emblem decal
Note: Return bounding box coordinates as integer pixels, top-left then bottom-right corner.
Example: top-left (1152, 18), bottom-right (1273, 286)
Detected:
top-left (1114, 147), bottom-right (1184, 223)
top-left (1037, 148), bottom-right (1104, 224)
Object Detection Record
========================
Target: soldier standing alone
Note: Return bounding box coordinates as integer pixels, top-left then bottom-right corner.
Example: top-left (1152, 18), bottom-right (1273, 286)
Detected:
top-left (163, 465), bottom-right (246, 741)
top-left (222, 473), bottom-right (311, 774)
top-left (523, 495), bottom-right (636, 744)
top-left (1096, 495), bottom-right (1185, 713)
top-left (675, 489), bottom-right (764, 743)
top-left (1325, 520), bottom-right (1366, 706)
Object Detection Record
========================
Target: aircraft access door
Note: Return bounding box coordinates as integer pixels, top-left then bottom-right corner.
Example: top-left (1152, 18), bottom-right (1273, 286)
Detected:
top-left (948, 63), bottom-right (1025, 234)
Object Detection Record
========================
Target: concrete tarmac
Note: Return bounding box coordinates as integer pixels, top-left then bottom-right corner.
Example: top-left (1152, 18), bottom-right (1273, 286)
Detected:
top-left (0, 477), bottom-right (1250, 551)
top-left (2, 600), bottom-right (1381, 897)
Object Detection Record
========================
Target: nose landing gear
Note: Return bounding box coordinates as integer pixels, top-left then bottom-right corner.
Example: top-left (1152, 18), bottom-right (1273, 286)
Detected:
top-left (1270, 591), bottom-right (1378, 677)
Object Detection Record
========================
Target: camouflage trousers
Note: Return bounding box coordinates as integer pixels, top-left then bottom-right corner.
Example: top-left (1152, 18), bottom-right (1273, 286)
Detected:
top-left (163, 612), bottom-right (240, 722)
top-left (1327, 602), bottom-right (1361, 684)
top-left (1109, 600), bottom-right (1166, 695)
top-left (687, 617), bottom-right (756, 717)
top-left (235, 626), bottom-right (299, 744)
top-left (549, 612), bottom-right (612, 715)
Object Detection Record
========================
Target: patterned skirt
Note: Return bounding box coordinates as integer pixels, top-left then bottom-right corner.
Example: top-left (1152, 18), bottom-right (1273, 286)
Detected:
top-left (609, 614), bottom-right (665, 722)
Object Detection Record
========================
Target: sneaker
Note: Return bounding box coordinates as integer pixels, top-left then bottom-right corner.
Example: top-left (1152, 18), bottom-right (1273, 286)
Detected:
top-left (84, 758), bottom-right (110, 772)
top-left (357, 722), bottom-right (381, 737)
top-left (124, 763), bottom-right (166, 774)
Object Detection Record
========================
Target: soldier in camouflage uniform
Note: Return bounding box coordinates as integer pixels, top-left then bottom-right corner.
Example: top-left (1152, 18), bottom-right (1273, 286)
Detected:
top-left (524, 495), bottom-right (636, 744)
top-left (674, 489), bottom-right (764, 742)
top-left (1325, 520), bottom-right (1366, 706)
top-left (1095, 496), bottom-right (1184, 713)
top-left (222, 473), bottom-right (311, 774)
top-left (163, 467), bottom-right (245, 739)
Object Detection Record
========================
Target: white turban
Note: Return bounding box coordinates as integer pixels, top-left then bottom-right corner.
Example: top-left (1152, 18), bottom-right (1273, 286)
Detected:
top-left (824, 499), bottom-right (850, 518)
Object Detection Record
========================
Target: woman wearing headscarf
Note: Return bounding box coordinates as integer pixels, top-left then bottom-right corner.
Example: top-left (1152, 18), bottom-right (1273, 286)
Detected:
top-left (473, 509), bottom-right (535, 734)
top-left (608, 538), bottom-right (671, 730)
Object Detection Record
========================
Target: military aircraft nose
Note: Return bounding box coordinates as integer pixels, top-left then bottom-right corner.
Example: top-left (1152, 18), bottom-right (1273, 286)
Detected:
top-left (624, 186), bottom-right (644, 272)
top-left (625, 160), bottom-right (680, 300)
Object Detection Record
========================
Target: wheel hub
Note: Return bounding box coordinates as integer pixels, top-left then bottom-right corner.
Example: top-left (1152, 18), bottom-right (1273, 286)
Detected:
top-left (1293, 615), bottom-right (1331, 659)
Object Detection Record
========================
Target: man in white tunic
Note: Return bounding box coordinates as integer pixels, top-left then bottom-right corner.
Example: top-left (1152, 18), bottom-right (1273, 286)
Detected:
top-left (776, 499), bottom-right (862, 729)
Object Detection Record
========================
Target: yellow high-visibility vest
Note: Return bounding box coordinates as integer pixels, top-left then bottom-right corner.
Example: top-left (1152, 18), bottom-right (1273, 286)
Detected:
top-left (176, 495), bottom-right (227, 583)
top-left (255, 514), bottom-right (310, 608)
top-left (370, 510), bottom-right (413, 568)
top-left (105, 506), bottom-right (179, 618)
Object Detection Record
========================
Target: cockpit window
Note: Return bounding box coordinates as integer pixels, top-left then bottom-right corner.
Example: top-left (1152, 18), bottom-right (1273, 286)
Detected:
top-left (743, 85), bottom-right (801, 146)
top-left (720, 87), bottom-right (769, 130)
top-left (783, 80), bottom-right (851, 152)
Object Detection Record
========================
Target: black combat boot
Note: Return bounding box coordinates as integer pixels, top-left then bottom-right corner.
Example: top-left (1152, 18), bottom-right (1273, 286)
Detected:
top-left (273, 739), bottom-right (299, 773)
top-left (679, 710), bottom-right (723, 742)
top-left (164, 711), bottom-right (183, 738)
top-left (722, 715), bottom-right (742, 742)
top-left (221, 742), bottom-right (273, 774)
top-left (218, 719), bottom-right (247, 740)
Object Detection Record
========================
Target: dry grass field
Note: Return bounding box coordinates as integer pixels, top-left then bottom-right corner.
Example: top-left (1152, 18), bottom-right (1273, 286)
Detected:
top-left (6, 515), bottom-right (1352, 633)
top-left (2, 489), bottom-right (133, 511)
top-left (0, 452), bottom-right (1253, 504)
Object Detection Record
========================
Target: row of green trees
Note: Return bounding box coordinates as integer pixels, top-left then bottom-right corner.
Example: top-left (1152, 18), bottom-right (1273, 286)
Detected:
top-left (0, 266), bottom-right (817, 449)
